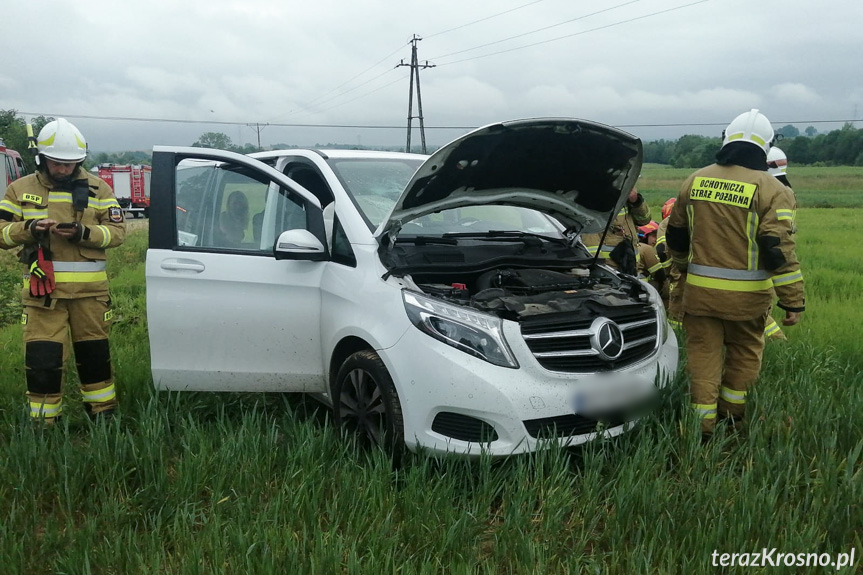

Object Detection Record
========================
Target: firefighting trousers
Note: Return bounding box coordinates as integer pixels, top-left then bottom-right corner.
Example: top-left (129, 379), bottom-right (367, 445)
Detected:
top-left (683, 312), bottom-right (766, 433)
top-left (667, 271), bottom-right (685, 328)
top-left (22, 296), bottom-right (116, 421)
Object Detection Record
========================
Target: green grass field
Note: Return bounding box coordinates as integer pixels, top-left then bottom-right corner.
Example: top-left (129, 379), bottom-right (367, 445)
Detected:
top-left (0, 178), bottom-right (861, 573)
top-left (641, 164), bottom-right (863, 209)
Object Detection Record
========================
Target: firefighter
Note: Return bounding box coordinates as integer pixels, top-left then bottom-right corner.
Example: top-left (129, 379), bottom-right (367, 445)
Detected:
top-left (655, 198), bottom-right (683, 325)
top-left (581, 185), bottom-right (651, 276)
top-left (767, 145), bottom-right (792, 188)
top-left (0, 118), bottom-right (125, 424)
top-left (636, 221), bottom-right (666, 295)
top-left (762, 146), bottom-right (796, 340)
top-left (638, 220), bottom-right (659, 246)
top-left (666, 109), bottom-right (804, 437)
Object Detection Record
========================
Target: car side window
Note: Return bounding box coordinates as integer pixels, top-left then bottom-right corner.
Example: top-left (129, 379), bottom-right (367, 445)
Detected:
top-left (331, 216), bottom-right (356, 267)
top-left (283, 162), bottom-right (334, 206)
top-left (175, 158), bottom-right (310, 253)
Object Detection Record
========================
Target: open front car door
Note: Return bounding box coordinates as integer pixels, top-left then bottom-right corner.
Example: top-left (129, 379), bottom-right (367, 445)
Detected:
top-left (146, 147), bottom-right (328, 392)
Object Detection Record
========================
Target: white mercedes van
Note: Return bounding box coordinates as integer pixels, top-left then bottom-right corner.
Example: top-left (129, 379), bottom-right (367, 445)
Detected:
top-left (146, 118), bottom-right (678, 457)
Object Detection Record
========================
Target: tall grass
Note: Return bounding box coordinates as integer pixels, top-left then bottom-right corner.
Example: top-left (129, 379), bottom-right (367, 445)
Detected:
top-left (1, 213), bottom-right (861, 573)
top-left (791, 209), bottom-right (863, 360)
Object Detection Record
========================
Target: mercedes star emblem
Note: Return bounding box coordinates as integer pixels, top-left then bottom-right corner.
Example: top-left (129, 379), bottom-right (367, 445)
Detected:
top-left (592, 318), bottom-right (624, 361)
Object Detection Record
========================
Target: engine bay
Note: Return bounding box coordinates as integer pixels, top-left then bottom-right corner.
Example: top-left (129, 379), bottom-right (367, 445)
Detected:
top-left (411, 266), bottom-right (651, 321)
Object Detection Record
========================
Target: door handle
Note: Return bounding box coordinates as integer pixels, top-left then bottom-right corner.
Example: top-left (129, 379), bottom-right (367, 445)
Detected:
top-left (161, 259), bottom-right (205, 273)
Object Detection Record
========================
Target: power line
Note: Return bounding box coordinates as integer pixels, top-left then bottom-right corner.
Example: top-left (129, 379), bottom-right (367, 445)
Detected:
top-left (305, 72), bottom-right (409, 116)
top-left (424, 0), bottom-right (549, 39)
top-left (396, 35), bottom-right (435, 153)
top-left (286, 0), bottom-right (554, 118)
top-left (247, 122), bottom-right (268, 150)
top-left (15, 110), bottom-right (449, 130)
top-left (430, 0), bottom-right (644, 61)
top-left (271, 41), bottom-right (410, 122)
top-left (436, 0), bottom-right (710, 66)
top-left (285, 67), bottom-right (399, 119)
top-left (16, 111), bottom-right (857, 131)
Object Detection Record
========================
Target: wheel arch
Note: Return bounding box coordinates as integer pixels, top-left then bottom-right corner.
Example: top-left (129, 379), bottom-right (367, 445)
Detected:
top-left (328, 336), bottom-right (375, 390)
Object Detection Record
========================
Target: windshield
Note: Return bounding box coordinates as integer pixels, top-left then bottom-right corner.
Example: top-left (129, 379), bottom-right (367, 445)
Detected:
top-left (327, 157), bottom-right (423, 228)
top-left (326, 156), bottom-right (563, 238)
top-left (400, 205), bottom-right (562, 237)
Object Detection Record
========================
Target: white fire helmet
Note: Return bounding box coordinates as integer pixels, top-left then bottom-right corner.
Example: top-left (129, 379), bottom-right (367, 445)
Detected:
top-left (37, 118), bottom-right (88, 163)
top-left (721, 109), bottom-right (774, 154)
top-left (767, 146), bottom-right (788, 177)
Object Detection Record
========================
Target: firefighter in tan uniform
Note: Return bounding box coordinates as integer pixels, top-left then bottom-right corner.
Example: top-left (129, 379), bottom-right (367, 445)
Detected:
top-left (655, 198), bottom-right (684, 327)
top-left (666, 110), bottom-right (804, 437)
top-left (636, 220), bottom-right (666, 295)
top-left (581, 186), bottom-right (651, 276)
top-left (0, 118), bottom-right (125, 423)
top-left (762, 146), bottom-right (796, 341)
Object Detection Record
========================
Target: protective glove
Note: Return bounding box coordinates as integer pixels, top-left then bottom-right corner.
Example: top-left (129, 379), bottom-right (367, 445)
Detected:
top-left (28, 246), bottom-right (55, 297)
top-left (65, 222), bottom-right (90, 243)
top-left (25, 219), bottom-right (48, 241)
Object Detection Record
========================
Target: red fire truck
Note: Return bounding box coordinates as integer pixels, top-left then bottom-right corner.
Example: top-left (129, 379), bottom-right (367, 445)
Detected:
top-left (1, 139), bottom-right (28, 194)
top-left (97, 164), bottom-right (151, 217)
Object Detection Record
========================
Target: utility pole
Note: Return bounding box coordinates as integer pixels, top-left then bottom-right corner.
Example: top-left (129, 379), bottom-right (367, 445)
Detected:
top-left (396, 35), bottom-right (435, 154)
top-left (246, 122), bottom-right (269, 151)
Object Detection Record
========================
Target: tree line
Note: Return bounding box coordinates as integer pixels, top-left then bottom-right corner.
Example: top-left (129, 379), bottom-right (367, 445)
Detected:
top-left (3, 109), bottom-right (863, 170)
top-left (0, 111), bottom-right (54, 174)
top-left (644, 123), bottom-right (863, 167)
top-left (0, 111), bottom-right (153, 171)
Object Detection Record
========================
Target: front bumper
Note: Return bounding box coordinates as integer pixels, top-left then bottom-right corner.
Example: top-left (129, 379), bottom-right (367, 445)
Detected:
top-left (380, 323), bottom-right (679, 457)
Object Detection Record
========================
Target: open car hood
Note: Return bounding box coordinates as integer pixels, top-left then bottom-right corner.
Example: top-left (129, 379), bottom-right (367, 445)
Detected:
top-left (379, 118), bottom-right (642, 240)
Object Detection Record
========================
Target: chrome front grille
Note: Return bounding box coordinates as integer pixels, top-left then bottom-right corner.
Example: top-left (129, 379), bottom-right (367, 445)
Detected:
top-left (520, 306), bottom-right (659, 373)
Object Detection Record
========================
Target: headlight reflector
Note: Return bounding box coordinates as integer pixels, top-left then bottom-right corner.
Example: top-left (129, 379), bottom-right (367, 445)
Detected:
top-left (403, 290), bottom-right (518, 368)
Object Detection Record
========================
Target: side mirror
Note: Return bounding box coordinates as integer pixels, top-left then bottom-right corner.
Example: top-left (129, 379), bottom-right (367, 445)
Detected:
top-left (274, 229), bottom-right (327, 261)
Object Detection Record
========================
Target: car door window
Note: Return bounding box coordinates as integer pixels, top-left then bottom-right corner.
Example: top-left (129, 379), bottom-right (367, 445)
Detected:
top-left (175, 158), bottom-right (309, 253)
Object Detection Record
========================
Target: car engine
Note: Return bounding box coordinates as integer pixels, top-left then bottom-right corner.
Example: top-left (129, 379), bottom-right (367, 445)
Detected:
top-left (414, 267), bottom-right (650, 321)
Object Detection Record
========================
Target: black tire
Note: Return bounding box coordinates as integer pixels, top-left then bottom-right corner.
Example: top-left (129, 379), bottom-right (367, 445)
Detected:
top-left (333, 350), bottom-right (404, 458)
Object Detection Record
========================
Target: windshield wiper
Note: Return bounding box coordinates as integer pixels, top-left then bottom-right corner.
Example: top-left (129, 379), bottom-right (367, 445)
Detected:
top-left (441, 230), bottom-right (568, 245)
top-left (393, 236), bottom-right (459, 245)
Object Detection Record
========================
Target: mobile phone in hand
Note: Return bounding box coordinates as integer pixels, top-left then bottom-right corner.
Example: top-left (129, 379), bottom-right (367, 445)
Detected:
top-left (56, 222), bottom-right (77, 229)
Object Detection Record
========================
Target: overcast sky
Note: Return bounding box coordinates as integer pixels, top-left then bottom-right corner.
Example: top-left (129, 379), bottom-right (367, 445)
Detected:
top-left (2, 0), bottom-right (861, 152)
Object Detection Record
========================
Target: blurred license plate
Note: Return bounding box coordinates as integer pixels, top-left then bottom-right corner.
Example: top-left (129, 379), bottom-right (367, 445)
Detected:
top-left (572, 379), bottom-right (656, 418)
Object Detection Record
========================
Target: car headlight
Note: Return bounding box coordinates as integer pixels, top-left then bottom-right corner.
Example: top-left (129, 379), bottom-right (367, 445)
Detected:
top-left (643, 282), bottom-right (669, 344)
top-left (402, 290), bottom-right (518, 368)
top-left (655, 302), bottom-right (669, 343)
top-left (642, 282), bottom-right (668, 344)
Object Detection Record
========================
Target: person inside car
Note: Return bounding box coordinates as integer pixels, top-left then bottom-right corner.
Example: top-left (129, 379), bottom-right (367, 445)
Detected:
top-left (218, 190), bottom-right (249, 246)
